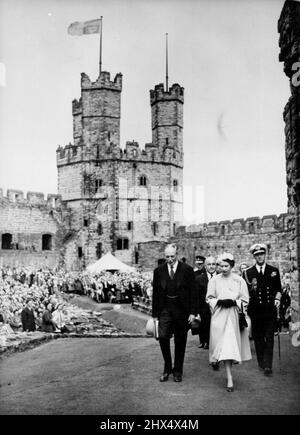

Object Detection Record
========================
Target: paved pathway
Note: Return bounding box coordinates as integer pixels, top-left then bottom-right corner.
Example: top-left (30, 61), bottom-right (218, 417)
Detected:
top-left (0, 300), bottom-right (299, 415)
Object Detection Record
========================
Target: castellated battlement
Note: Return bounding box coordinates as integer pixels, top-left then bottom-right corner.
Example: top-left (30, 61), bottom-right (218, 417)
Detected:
top-left (0, 188), bottom-right (62, 209)
top-left (56, 139), bottom-right (183, 167)
top-left (175, 213), bottom-right (290, 238)
top-left (150, 83), bottom-right (184, 105)
top-left (81, 71), bottom-right (122, 92)
top-left (72, 98), bottom-right (82, 114)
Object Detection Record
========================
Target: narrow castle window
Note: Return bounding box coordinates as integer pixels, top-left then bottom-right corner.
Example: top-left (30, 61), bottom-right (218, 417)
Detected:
top-left (107, 132), bottom-right (111, 141)
top-left (148, 200), bottom-right (151, 221)
top-left (78, 247), bottom-right (83, 258)
top-left (139, 176), bottom-right (147, 186)
top-left (96, 242), bottom-right (102, 259)
top-left (173, 179), bottom-right (178, 192)
top-left (97, 223), bottom-right (103, 235)
top-left (135, 250), bottom-right (139, 264)
top-left (159, 196), bottom-right (163, 219)
top-left (173, 223), bottom-right (176, 235)
top-left (83, 218), bottom-right (89, 227)
top-left (128, 222), bottom-right (133, 231)
top-left (166, 138), bottom-right (169, 146)
top-left (95, 179), bottom-right (103, 193)
top-left (221, 225), bottom-right (225, 236)
top-left (2, 233), bottom-right (12, 249)
top-left (249, 222), bottom-right (255, 234)
top-left (152, 222), bottom-right (158, 236)
top-left (42, 234), bottom-right (52, 251)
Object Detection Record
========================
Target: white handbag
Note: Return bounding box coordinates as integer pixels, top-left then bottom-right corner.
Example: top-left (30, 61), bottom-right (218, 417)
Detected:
top-left (146, 317), bottom-right (159, 340)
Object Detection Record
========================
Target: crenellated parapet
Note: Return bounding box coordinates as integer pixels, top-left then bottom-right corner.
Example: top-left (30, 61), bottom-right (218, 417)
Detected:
top-left (175, 213), bottom-right (290, 238)
top-left (150, 83), bottom-right (184, 105)
top-left (0, 189), bottom-right (63, 209)
top-left (56, 140), bottom-right (183, 167)
top-left (81, 71), bottom-right (122, 92)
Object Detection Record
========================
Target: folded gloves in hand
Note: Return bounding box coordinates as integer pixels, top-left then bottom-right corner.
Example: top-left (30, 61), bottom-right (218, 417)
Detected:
top-left (216, 299), bottom-right (237, 308)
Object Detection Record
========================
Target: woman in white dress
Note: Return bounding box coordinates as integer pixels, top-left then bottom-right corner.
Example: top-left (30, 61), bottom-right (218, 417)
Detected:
top-left (206, 253), bottom-right (251, 392)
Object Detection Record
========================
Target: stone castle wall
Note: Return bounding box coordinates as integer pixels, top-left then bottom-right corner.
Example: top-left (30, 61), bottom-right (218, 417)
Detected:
top-left (0, 189), bottom-right (69, 269)
top-left (137, 214), bottom-right (291, 275)
top-left (278, 0), bottom-right (300, 324)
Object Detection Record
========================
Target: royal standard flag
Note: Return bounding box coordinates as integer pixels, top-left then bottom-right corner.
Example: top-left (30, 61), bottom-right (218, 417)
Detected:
top-left (68, 19), bottom-right (101, 36)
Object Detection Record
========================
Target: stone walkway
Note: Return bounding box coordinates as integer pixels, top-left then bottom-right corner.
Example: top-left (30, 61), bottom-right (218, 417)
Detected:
top-left (0, 301), bottom-right (299, 415)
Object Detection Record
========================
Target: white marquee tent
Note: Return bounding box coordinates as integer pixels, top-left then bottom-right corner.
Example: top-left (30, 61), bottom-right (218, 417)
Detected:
top-left (86, 252), bottom-right (136, 274)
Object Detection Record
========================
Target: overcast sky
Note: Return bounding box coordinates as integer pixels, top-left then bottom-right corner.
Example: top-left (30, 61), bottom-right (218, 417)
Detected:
top-left (0, 0), bottom-right (289, 223)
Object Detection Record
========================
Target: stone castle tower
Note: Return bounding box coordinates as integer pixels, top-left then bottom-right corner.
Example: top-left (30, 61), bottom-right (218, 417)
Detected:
top-left (56, 70), bottom-right (184, 269)
top-left (278, 0), bottom-right (300, 323)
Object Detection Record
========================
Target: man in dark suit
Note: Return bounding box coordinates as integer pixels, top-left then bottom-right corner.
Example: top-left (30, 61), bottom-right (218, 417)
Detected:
top-left (195, 256), bottom-right (217, 349)
top-left (152, 244), bottom-right (197, 382)
top-left (21, 300), bottom-right (36, 332)
top-left (243, 243), bottom-right (282, 376)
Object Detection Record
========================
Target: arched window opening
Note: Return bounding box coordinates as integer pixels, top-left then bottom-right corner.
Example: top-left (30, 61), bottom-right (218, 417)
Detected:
top-left (2, 233), bottom-right (12, 249)
top-left (139, 176), bottom-right (147, 186)
top-left (42, 234), bottom-right (52, 251)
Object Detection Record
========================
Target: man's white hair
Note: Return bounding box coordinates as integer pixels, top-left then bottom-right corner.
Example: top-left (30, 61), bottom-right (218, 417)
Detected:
top-left (205, 256), bottom-right (216, 264)
top-left (165, 243), bottom-right (178, 253)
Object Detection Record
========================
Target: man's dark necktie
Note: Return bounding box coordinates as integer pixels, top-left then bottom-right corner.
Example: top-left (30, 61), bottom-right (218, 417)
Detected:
top-left (170, 265), bottom-right (175, 280)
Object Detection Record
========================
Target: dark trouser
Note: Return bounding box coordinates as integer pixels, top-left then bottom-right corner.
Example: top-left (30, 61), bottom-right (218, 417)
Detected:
top-left (198, 305), bottom-right (211, 344)
top-left (158, 299), bottom-right (189, 375)
top-left (251, 315), bottom-right (276, 369)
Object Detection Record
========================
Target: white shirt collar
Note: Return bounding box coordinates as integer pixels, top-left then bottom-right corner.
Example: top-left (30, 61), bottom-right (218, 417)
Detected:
top-left (168, 261), bottom-right (178, 274)
top-left (207, 271), bottom-right (216, 280)
top-left (256, 263), bottom-right (266, 274)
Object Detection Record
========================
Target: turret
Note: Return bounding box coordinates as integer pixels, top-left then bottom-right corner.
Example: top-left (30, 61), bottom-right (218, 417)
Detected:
top-left (72, 71), bottom-right (123, 149)
top-left (150, 82), bottom-right (184, 165)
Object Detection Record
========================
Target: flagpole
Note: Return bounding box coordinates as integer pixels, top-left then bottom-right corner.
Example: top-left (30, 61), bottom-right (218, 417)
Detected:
top-left (99, 16), bottom-right (103, 75)
top-left (166, 32), bottom-right (169, 92)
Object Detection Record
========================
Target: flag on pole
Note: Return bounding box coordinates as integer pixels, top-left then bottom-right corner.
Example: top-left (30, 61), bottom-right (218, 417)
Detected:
top-left (68, 19), bottom-right (101, 36)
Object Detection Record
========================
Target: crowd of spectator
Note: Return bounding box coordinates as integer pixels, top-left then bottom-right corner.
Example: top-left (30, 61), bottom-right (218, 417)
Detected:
top-left (0, 266), bottom-right (153, 337)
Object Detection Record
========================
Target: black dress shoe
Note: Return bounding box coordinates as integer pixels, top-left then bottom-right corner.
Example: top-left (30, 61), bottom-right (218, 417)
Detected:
top-left (173, 373), bottom-right (182, 382)
top-left (204, 343), bottom-right (209, 350)
top-left (264, 368), bottom-right (273, 376)
top-left (159, 372), bottom-right (171, 382)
